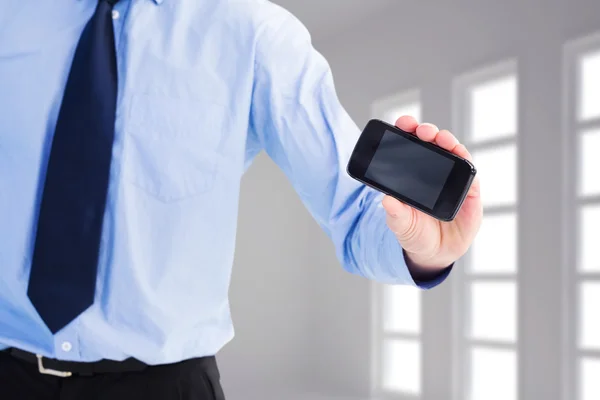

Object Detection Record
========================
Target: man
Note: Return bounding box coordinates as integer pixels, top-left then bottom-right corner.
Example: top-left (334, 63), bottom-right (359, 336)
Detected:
top-left (0, 0), bottom-right (482, 399)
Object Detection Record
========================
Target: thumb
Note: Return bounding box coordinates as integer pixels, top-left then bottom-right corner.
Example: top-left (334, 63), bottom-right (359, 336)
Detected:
top-left (382, 195), bottom-right (417, 240)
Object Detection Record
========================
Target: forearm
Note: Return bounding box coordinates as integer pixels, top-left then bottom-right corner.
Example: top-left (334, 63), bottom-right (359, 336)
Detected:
top-left (335, 189), bottom-right (452, 288)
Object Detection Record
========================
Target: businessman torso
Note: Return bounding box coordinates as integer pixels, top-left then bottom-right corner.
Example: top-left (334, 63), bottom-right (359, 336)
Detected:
top-left (1, 0), bottom-right (285, 363)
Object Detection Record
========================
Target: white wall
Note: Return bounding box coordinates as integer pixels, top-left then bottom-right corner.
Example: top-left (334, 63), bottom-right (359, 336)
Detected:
top-left (217, 153), bottom-right (317, 399)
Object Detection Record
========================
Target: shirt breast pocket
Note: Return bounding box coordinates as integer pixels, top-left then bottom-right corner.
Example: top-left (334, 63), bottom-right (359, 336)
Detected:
top-left (121, 93), bottom-right (226, 203)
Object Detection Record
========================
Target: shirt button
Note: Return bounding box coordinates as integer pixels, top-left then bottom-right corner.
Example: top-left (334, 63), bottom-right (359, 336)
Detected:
top-left (112, 10), bottom-right (120, 20)
top-left (61, 341), bottom-right (73, 352)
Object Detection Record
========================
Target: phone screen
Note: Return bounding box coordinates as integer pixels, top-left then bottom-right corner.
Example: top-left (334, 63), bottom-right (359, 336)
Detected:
top-left (364, 130), bottom-right (455, 209)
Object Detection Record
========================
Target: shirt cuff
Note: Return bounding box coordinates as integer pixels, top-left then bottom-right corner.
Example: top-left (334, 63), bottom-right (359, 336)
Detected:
top-left (378, 223), bottom-right (453, 288)
top-left (409, 262), bottom-right (453, 289)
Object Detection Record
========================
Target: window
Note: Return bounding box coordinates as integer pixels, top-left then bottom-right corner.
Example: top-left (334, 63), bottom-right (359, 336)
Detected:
top-left (374, 90), bottom-right (422, 125)
top-left (371, 90), bottom-right (423, 398)
top-left (564, 33), bottom-right (600, 400)
top-left (453, 61), bottom-right (519, 400)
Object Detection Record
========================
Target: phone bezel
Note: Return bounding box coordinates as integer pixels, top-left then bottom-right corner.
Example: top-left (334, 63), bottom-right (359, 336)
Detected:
top-left (346, 119), bottom-right (477, 221)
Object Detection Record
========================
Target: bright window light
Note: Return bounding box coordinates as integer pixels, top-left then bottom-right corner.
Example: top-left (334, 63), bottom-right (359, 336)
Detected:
top-left (579, 129), bottom-right (600, 197)
top-left (383, 285), bottom-right (421, 334)
top-left (581, 358), bottom-right (600, 400)
top-left (470, 347), bottom-right (517, 400)
top-left (384, 102), bottom-right (421, 125)
top-left (382, 339), bottom-right (421, 395)
top-left (472, 145), bottom-right (518, 208)
top-left (579, 50), bottom-right (600, 121)
top-left (469, 281), bottom-right (517, 342)
top-left (579, 282), bottom-right (600, 350)
top-left (469, 75), bottom-right (518, 143)
top-left (578, 205), bottom-right (600, 273)
top-left (470, 213), bottom-right (517, 274)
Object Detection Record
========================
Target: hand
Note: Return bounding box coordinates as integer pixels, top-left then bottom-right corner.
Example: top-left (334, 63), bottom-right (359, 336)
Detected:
top-left (382, 116), bottom-right (483, 273)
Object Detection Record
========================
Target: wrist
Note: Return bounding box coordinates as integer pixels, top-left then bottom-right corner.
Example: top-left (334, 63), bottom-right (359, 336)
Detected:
top-left (404, 250), bottom-right (454, 272)
top-left (403, 250), bottom-right (454, 283)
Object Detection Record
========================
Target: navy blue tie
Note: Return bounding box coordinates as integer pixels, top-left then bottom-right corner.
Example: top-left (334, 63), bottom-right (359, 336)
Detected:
top-left (28, 0), bottom-right (119, 334)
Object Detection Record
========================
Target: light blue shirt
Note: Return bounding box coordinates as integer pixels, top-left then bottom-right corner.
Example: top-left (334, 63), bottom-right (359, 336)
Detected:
top-left (0, 0), bottom-right (449, 364)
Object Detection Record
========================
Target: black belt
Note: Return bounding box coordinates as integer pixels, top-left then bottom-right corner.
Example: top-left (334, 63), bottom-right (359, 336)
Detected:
top-left (5, 348), bottom-right (148, 377)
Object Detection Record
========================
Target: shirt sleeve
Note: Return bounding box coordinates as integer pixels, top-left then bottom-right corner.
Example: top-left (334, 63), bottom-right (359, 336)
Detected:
top-left (249, 8), bottom-right (450, 289)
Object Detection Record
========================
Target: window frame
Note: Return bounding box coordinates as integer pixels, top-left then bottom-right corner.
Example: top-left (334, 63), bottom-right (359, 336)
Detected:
top-left (562, 31), bottom-right (600, 400)
top-left (451, 59), bottom-right (520, 400)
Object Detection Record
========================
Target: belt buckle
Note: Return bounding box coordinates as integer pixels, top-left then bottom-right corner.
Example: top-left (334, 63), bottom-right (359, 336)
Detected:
top-left (36, 354), bottom-right (72, 378)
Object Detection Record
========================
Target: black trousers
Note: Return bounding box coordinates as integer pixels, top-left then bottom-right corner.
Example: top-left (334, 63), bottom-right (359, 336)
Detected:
top-left (0, 351), bottom-right (226, 400)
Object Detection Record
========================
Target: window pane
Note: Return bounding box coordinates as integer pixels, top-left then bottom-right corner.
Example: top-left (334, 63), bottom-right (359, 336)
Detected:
top-left (473, 145), bottom-right (517, 207)
top-left (581, 358), bottom-right (600, 400)
top-left (580, 129), bottom-right (600, 196)
top-left (470, 347), bottom-right (517, 400)
top-left (579, 282), bottom-right (600, 350)
top-left (579, 205), bottom-right (600, 272)
top-left (470, 75), bottom-right (518, 143)
top-left (384, 102), bottom-right (421, 124)
top-left (469, 281), bottom-right (517, 342)
top-left (383, 285), bottom-right (421, 334)
top-left (471, 213), bottom-right (517, 274)
top-left (579, 50), bottom-right (600, 121)
top-left (382, 339), bottom-right (421, 395)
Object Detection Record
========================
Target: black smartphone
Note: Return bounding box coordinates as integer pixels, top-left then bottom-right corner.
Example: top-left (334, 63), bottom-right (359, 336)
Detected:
top-left (347, 119), bottom-right (476, 221)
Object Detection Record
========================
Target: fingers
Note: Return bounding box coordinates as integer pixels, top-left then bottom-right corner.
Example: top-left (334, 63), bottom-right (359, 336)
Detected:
top-left (395, 116), bottom-right (463, 155)
top-left (435, 129), bottom-right (459, 151)
top-left (415, 125), bottom-right (461, 153)
top-left (394, 115), bottom-right (419, 133)
top-left (415, 123), bottom-right (439, 142)
top-left (453, 143), bottom-right (473, 162)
